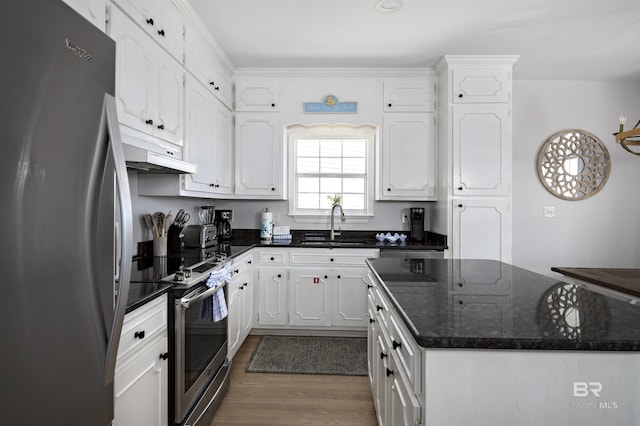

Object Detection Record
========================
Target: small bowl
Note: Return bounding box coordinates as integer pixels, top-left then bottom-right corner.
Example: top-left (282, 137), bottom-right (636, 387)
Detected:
top-left (375, 233), bottom-right (386, 242)
top-left (385, 234), bottom-right (399, 243)
top-left (398, 234), bottom-right (407, 243)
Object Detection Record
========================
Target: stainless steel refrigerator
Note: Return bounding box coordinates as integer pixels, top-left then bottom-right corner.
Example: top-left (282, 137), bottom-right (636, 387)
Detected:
top-left (0, 1), bottom-right (132, 425)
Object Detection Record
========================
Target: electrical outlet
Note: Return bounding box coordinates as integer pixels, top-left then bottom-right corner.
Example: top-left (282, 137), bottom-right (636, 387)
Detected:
top-left (543, 206), bottom-right (556, 218)
top-left (401, 212), bottom-right (408, 224)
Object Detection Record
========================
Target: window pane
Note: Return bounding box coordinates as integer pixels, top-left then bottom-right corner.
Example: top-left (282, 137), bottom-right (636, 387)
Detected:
top-left (298, 177), bottom-right (319, 193)
top-left (320, 177), bottom-right (342, 194)
top-left (343, 178), bottom-right (364, 193)
top-left (298, 193), bottom-right (320, 209)
top-left (320, 140), bottom-right (342, 157)
top-left (343, 140), bottom-right (366, 157)
top-left (342, 193), bottom-right (364, 210)
top-left (297, 140), bottom-right (319, 156)
top-left (320, 157), bottom-right (342, 173)
top-left (297, 157), bottom-right (319, 173)
top-left (319, 196), bottom-right (333, 210)
top-left (343, 157), bottom-right (365, 174)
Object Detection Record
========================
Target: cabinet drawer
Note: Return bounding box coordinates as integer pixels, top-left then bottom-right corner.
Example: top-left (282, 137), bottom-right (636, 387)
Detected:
top-left (290, 250), bottom-right (377, 266)
top-left (118, 295), bottom-right (167, 361)
top-left (231, 253), bottom-right (253, 276)
top-left (259, 251), bottom-right (287, 265)
top-left (388, 314), bottom-right (421, 395)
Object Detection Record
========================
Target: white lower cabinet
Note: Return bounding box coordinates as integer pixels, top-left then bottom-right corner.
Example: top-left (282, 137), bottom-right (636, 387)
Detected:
top-left (368, 274), bottom-right (422, 426)
top-left (228, 252), bottom-right (255, 360)
top-left (114, 295), bottom-right (168, 426)
top-left (255, 248), bottom-right (378, 330)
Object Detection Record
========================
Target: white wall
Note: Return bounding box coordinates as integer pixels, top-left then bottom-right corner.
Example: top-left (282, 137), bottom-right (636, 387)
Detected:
top-left (512, 80), bottom-right (640, 277)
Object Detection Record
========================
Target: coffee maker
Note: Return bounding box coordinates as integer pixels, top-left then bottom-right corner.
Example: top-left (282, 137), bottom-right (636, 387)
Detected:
top-left (409, 207), bottom-right (425, 242)
top-left (215, 209), bottom-right (233, 240)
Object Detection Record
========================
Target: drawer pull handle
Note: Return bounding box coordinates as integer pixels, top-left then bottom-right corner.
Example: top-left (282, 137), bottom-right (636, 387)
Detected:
top-left (386, 368), bottom-right (394, 377)
top-left (134, 330), bottom-right (145, 340)
top-left (159, 352), bottom-right (169, 360)
top-left (392, 340), bottom-right (402, 350)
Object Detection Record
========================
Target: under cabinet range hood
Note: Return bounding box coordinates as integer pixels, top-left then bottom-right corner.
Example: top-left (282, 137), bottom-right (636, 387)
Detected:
top-left (122, 143), bottom-right (197, 174)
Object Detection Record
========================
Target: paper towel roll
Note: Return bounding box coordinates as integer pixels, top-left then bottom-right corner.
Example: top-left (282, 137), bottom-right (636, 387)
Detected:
top-left (260, 211), bottom-right (273, 239)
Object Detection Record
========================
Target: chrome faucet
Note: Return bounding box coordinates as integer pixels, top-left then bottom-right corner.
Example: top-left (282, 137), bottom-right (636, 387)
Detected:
top-left (330, 204), bottom-right (345, 240)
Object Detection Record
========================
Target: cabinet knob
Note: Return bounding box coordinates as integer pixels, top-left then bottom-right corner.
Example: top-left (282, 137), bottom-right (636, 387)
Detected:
top-left (330, 258), bottom-right (334, 262)
top-left (458, 282), bottom-right (463, 287)
top-left (277, 274), bottom-right (282, 278)
top-left (458, 186), bottom-right (463, 190)
top-left (271, 187), bottom-right (275, 191)
top-left (388, 103), bottom-right (392, 108)
top-left (386, 368), bottom-right (394, 377)
top-left (458, 204), bottom-right (463, 208)
top-left (367, 284), bottom-right (372, 289)
top-left (134, 330), bottom-right (145, 339)
top-left (270, 257), bottom-right (275, 261)
top-left (145, 119), bottom-right (153, 125)
top-left (392, 340), bottom-right (402, 350)
top-left (459, 300), bottom-right (464, 305)
top-left (380, 352), bottom-right (387, 359)
top-left (248, 260), bottom-right (252, 264)
top-left (369, 318), bottom-right (375, 324)
top-left (234, 269), bottom-right (239, 274)
top-left (157, 29), bottom-right (165, 37)
top-left (157, 124), bottom-right (164, 130)
top-left (376, 305), bottom-right (384, 311)
top-left (324, 275), bottom-right (328, 279)
top-left (166, 151), bottom-right (173, 156)
top-left (159, 352), bottom-right (169, 360)
top-left (458, 93), bottom-right (463, 98)
top-left (387, 188), bottom-right (391, 191)
top-left (337, 275), bottom-right (341, 279)
top-left (215, 86), bottom-right (220, 91)
top-left (210, 81), bottom-right (215, 86)
top-left (271, 103), bottom-right (276, 108)
top-left (146, 18), bottom-right (154, 26)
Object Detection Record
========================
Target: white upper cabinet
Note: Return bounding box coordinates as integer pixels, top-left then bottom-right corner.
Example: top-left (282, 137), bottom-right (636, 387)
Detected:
top-left (235, 81), bottom-right (280, 111)
top-left (383, 78), bottom-right (435, 112)
top-left (452, 68), bottom-right (512, 103)
top-left (183, 75), bottom-right (232, 195)
top-left (234, 113), bottom-right (284, 198)
top-left (452, 104), bottom-right (511, 196)
top-left (378, 113), bottom-right (437, 200)
top-left (110, 0), bottom-right (184, 62)
top-left (62, 0), bottom-right (106, 31)
top-left (109, 5), bottom-right (184, 151)
top-left (184, 23), bottom-right (233, 108)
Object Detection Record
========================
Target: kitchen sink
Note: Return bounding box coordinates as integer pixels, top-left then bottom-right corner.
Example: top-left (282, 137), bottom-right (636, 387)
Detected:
top-left (297, 240), bottom-right (370, 247)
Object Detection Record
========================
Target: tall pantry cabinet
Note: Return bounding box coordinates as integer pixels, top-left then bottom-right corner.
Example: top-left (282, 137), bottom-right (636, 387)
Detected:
top-left (435, 56), bottom-right (519, 263)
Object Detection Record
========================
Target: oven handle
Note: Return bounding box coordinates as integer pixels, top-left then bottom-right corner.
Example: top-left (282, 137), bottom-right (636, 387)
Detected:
top-left (179, 284), bottom-right (225, 309)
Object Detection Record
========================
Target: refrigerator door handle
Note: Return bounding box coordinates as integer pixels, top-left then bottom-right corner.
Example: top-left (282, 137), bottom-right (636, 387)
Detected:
top-left (102, 94), bottom-right (133, 385)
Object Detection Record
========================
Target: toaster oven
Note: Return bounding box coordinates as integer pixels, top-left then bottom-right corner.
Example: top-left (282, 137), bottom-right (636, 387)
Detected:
top-left (183, 224), bottom-right (217, 248)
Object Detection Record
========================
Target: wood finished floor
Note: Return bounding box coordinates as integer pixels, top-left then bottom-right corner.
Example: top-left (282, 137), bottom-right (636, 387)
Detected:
top-left (210, 335), bottom-right (377, 426)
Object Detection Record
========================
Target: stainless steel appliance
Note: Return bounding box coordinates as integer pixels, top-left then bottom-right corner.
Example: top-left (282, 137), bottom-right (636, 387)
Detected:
top-left (184, 224), bottom-right (218, 248)
top-left (215, 209), bottom-right (233, 240)
top-left (409, 207), bottom-right (425, 241)
top-left (0, 2), bottom-right (132, 424)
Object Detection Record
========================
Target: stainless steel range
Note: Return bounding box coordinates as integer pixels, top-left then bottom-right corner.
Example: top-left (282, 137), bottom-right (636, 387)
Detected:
top-left (164, 253), bottom-right (231, 426)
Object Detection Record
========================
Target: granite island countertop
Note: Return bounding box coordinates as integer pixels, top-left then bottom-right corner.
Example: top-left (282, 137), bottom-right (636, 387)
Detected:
top-left (366, 258), bottom-right (640, 351)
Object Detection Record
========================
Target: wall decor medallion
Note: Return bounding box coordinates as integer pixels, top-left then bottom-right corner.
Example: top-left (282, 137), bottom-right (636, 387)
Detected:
top-left (303, 94), bottom-right (357, 114)
top-left (536, 129), bottom-right (610, 200)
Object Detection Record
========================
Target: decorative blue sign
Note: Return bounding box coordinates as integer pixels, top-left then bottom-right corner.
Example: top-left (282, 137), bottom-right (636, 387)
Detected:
top-left (303, 94), bottom-right (357, 114)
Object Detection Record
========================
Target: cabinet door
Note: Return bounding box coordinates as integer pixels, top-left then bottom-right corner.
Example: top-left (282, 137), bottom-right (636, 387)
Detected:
top-left (154, 55), bottom-right (183, 146)
top-left (332, 269), bottom-right (369, 327)
top-left (211, 104), bottom-right (233, 194)
top-left (235, 113), bottom-right (283, 198)
top-left (240, 276), bottom-right (254, 339)
top-left (452, 68), bottom-right (512, 103)
top-left (227, 280), bottom-right (242, 361)
top-left (452, 104), bottom-right (511, 196)
top-left (110, 6), bottom-right (155, 135)
top-left (379, 113), bottom-right (436, 200)
top-left (183, 76), bottom-right (214, 193)
top-left (374, 325), bottom-right (390, 426)
top-left (113, 336), bottom-right (168, 426)
top-left (383, 78), bottom-right (435, 112)
top-left (257, 268), bottom-right (288, 326)
top-left (367, 292), bottom-right (377, 386)
top-left (388, 357), bottom-right (421, 426)
top-left (289, 270), bottom-right (331, 327)
top-left (452, 198), bottom-right (512, 263)
top-left (235, 81), bottom-right (280, 111)
top-left (62, 0), bottom-right (105, 31)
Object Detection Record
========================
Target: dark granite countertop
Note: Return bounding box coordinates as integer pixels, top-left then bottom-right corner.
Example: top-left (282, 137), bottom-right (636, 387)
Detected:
top-left (367, 258), bottom-right (640, 351)
top-left (551, 267), bottom-right (640, 298)
top-left (230, 228), bottom-right (447, 250)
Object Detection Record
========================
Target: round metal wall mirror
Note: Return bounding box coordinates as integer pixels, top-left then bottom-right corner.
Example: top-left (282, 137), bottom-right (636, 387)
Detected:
top-left (536, 129), bottom-right (610, 201)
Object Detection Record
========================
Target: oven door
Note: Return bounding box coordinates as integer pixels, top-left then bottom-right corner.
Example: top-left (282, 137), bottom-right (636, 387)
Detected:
top-left (174, 283), bottom-right (228, 424)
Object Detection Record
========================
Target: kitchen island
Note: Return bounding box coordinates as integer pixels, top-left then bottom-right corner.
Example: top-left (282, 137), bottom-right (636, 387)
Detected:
top-left (366, 258), bottom-right (640, 426)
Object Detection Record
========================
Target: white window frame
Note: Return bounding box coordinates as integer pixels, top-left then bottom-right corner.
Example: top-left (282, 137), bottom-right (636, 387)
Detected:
top-left (287, 123), bottom-right (377, 223)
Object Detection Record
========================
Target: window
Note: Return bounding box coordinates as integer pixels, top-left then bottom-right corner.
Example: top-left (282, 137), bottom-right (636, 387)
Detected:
top-left (288, 123), bottom-right (376, 219)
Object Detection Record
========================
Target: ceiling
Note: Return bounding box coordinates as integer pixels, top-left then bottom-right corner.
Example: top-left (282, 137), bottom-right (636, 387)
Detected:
top-left (189, 0), bottom-right (640, 80)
